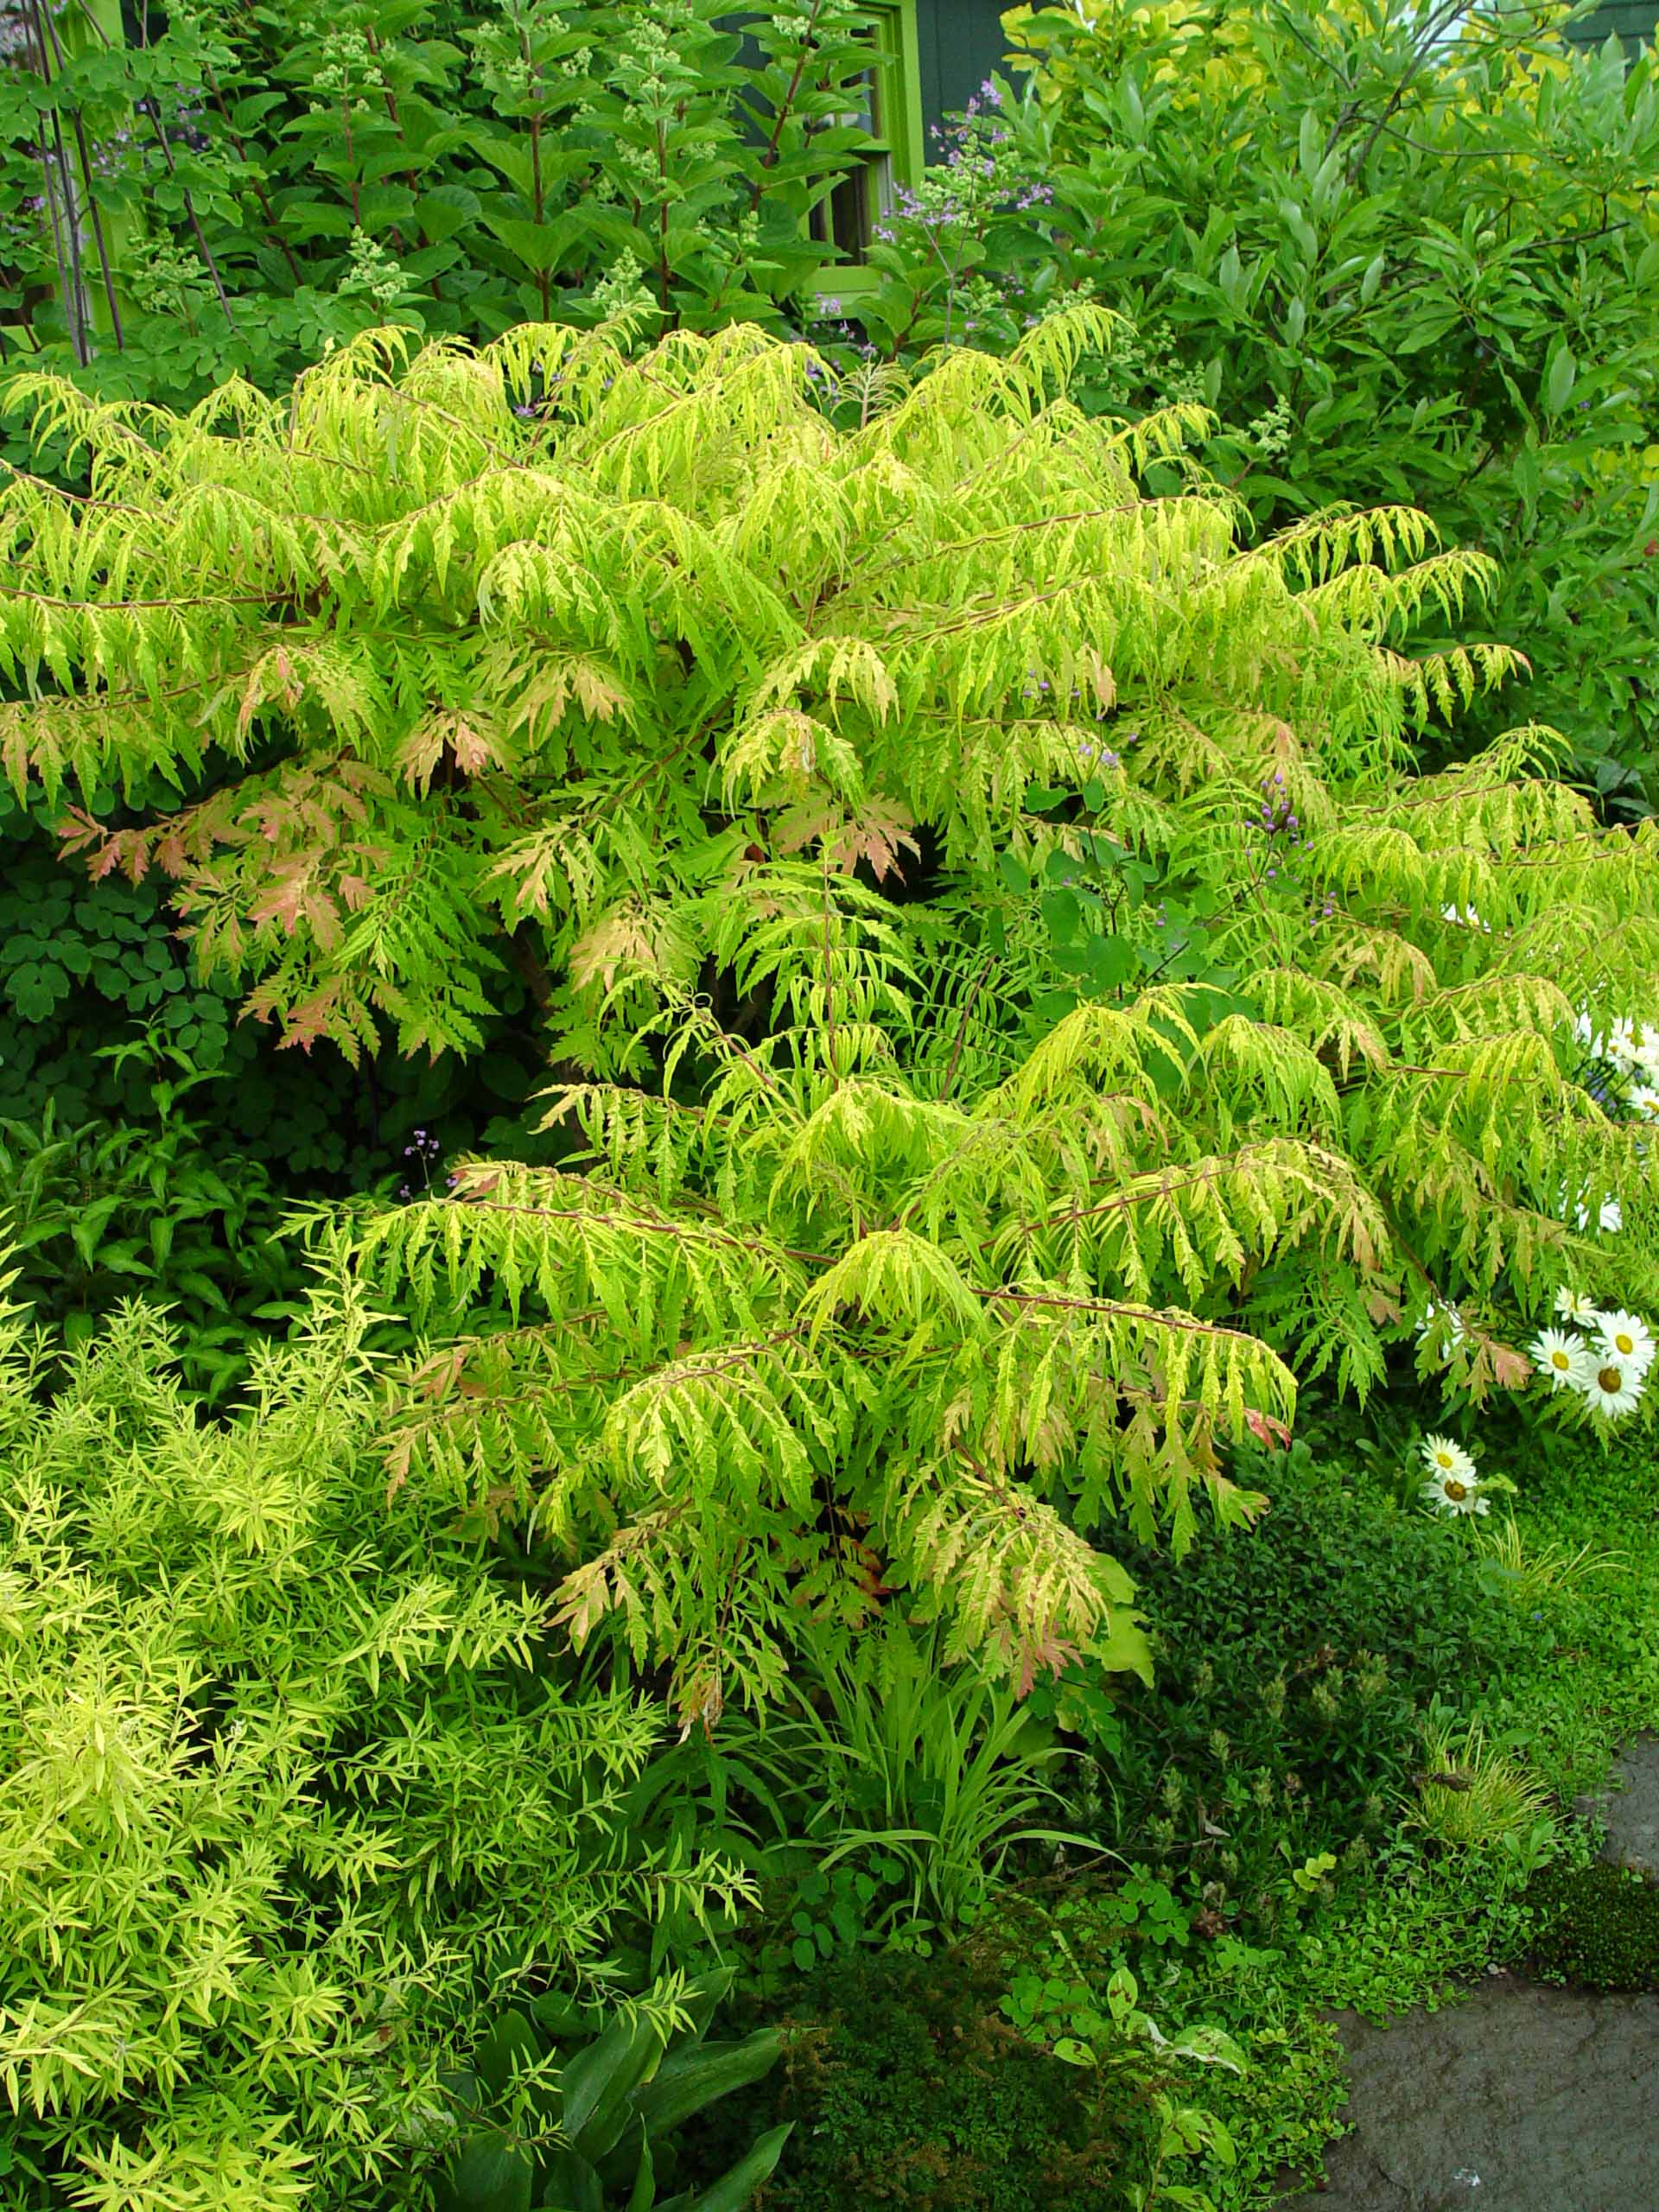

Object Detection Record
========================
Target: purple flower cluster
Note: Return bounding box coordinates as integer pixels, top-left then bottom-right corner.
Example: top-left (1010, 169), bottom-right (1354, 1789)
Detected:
top-left (397, 1127), bottom-right (444, 1202)
top-left (1251, 769), bottom-right (1308, 886)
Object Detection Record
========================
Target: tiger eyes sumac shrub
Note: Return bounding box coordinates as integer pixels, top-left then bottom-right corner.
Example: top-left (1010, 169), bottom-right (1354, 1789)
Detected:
top-left (0, 0), bottom-right (903, 1248)
top-left (9, 0), bottom-right (1659, 1266)
top-left (5, 310), bottom-right (1653, 1722)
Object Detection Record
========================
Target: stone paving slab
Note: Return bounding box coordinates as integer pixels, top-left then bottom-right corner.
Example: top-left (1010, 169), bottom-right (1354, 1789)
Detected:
top-left (1574, 1733), bottom-right (1659, 1880)
top-left (1286, 1977), bottom-right (1659, 2212)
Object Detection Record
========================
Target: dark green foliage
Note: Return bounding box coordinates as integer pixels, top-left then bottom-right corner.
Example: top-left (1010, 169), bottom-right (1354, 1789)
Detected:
top-left (0, 0), bottom-right (883, 412)
top-left (1528, 1860), bottom-right (1659, 1989)
top-left (1098, 1440), bottom-right (1535, 1911)
top-left (0, 786), bottom-right (554, 1168)
top-left (0, 1094), bottom-right (296, 1395)
top-left (687, 1950), bottom-right (1155, 2212)
top-left (436, 1969), bottom-right (791, 2212)
top-left (0, 791), bottom-right (556, 1378)
top-left (859, 3), bottom-right (1659, 794)
top-left (0, 810), bottom-right (234, 1088)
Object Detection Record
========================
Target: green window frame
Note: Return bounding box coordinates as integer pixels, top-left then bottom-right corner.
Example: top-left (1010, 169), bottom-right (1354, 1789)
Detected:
top-left (807, 0), bottom-right (925, 300)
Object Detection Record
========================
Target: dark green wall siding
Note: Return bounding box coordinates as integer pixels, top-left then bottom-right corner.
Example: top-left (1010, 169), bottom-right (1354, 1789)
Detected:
top-left (916, 0), bottom-right (1024, 138)
top-left (1563, 3), bottom-right (1658, 49)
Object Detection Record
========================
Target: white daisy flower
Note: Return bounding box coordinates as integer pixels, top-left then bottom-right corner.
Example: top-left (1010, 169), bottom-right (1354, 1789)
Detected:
top-left (1555, 1287), bottom-right (1597, 1323)
top-left (1584, 1352), bottom-right (1645, 1421)
top-left (1565, 1185), bottom-right (1624, 1235)
top-left (1531, 1327), bottom-right (1592, 1392)
top-left (1626, 1082), bottom-right (1659, 1122)
top-left (1634, 1034), bottom-right (1659, 1084)
top-left (1607, 1018), bottom-right (1639, 1073)
top-left (1421, 1433), bottom-right (1477, 1484)
top-left (1414, 1298), bottom-right (1466, 1347)
top-left (1594, 1311), bottom-right (1656, 1376)
top-left (1421, 1466), bottom-right (1489, 1516)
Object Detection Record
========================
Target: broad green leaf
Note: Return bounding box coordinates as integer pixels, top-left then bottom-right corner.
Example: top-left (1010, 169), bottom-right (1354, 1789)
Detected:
top-left (558, 2012), bottom-right (666, 2162)
top-left (416, 185), bottom-right (483, 243)
top-left (632, 2031), bottom-right (784, 2139)
top-left (1543, 340), bottom-right (1577, 418)
top-left (625, 2124), bottom-right (656, 2212)
top-left (678, 2123), bottom-right (794, 2212)
top-left (540, 2146), bottom-right (602, 2212)
top-left (435, 2135), bottom-right (534, 2212)
top-left (474, 2009), bottom-right (544, 2101)
top-left (1167, 2024), bottom-right (1248, 2073)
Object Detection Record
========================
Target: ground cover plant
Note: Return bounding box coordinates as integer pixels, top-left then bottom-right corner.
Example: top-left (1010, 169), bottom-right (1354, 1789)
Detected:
top-left (682, 1944), bottom-right (1195, 2212)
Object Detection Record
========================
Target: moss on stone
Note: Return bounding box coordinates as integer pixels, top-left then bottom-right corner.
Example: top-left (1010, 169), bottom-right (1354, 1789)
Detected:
top-left (1529, 1860), bottom-right (1659, 1991)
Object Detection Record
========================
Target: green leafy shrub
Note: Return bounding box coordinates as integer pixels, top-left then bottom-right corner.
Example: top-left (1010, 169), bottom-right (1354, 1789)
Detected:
top-left (685, 1948), bottom-right (1163, 2212)
top-left (0, 1021), bottom-right (309, 1392)
top-left (4, 316), bottom-right (1658, 1722)
top-left (0, 1271), bottom-right (746, 2209)
top-left (1528, 1859), bottom-right (1659, 1988)
top-left (435, 1967), bottom-right (790, 2212)
top-left (0, 0), bottom-right (884, 409)
top-left (862, 1), bottom-right (1659, 794)
top-left (1097, 1441), bottom-right (1535, 1912)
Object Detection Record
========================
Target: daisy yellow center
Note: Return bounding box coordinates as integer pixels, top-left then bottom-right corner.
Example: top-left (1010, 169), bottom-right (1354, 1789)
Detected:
top-left (1444, 1478), bottom-right (1470, 1502)
top-left (1599, 1366), bottom-right (1624, 1394)
top-left (1550, 1350), bottom-right (1572, 1370)
top-left (1614, 1332), bottom-right (1636, 1356)
top-left (1433, 1450), bottom-right (1455, 1470)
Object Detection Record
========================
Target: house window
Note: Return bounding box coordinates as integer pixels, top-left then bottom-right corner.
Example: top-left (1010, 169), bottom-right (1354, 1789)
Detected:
top-left (807, 0), bottom-right (923, 293)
